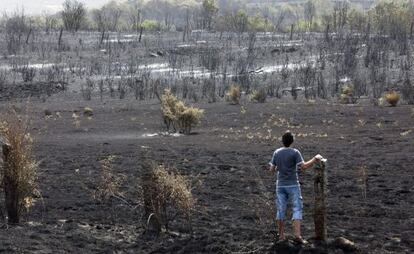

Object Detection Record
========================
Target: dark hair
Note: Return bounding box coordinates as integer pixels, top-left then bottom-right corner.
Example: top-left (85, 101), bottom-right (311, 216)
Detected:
top-left (282, 131), bottom-right (294, 147)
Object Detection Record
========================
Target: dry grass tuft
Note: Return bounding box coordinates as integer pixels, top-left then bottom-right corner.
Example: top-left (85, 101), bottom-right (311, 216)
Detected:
top-left (83, 107), bottom-right (94, 117)
top-left (357, 166), bottom-right (368, 200)
top-left (250, 89), bottom-right (266, 103)
top-left (227, 85), bottom-right (241, 105)
top-left (358, 119), bottom-right (366, 127)
top-left (0, 109), bottom-right (39, 223)
top-left (377, 97), bottom-right (385, 107)
top-left (161, 89), bottom-right (204, 134)
top-left (385, 91), bottom-right (400, 107)
top-left (142, 163), bottom-right (195, 233)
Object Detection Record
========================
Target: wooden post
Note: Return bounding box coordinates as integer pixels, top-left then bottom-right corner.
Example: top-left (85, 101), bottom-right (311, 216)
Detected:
top-left (313, 159), bottom-right (327, 242)
top-left (0, 144), bottom-right (4, 222)
top-left (3, 143), bottom-right (20, 224)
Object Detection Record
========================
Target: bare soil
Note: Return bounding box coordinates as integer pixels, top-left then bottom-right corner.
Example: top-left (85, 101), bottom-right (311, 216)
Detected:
top-left (0, 94), bottom-right (413, 253)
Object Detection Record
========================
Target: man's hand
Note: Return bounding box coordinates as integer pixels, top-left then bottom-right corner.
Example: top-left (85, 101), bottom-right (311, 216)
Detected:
top-left (264, 164), bottom-right (276, 172)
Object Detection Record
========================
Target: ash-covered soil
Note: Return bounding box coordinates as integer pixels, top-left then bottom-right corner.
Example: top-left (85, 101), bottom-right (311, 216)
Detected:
top-left (0, 95), bottom-right (413, 253)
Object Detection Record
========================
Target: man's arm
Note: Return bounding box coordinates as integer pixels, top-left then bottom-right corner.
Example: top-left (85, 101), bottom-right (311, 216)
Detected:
top-left (299, 157), bottom-right (317, 171)
top-left (299, 154), bottom-right (324, 171)
top-left (267, 151), bottom-right (277, 172)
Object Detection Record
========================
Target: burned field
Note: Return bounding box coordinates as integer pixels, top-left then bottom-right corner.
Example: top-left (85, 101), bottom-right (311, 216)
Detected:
top-left (0, 96), bottom-right (412, 253)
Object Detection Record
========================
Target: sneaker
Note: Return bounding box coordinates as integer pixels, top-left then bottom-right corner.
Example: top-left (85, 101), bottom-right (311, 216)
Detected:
top-left (293, 237), bottom-right (308, 245)
top-left (276, 238), bottom-right (288, 245)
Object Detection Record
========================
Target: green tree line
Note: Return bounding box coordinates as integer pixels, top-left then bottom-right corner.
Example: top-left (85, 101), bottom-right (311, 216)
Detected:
top-left (0, 0), bottom-right (413, 37)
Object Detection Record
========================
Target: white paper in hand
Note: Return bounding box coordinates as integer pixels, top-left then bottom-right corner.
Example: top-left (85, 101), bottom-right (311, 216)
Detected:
top-left (315, 154), bottom-right (327, 162)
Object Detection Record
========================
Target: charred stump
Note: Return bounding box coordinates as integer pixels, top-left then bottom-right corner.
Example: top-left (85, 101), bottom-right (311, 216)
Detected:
top-left (313, 160), bottom-right (327, 242)
top-left (3, 143), bottom-right (20, 224)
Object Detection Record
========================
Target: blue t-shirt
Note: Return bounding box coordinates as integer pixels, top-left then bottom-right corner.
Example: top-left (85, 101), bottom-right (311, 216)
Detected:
top-left (269, 147), bottom-right (304, 187)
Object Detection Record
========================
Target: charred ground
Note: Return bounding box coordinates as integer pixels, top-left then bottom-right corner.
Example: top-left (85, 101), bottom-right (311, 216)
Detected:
top-left (0, 96), bottom-right (412, 253)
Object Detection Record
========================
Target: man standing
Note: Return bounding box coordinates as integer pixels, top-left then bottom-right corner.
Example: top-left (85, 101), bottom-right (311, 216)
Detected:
top-left (268, 131), bottom-right (323, 243)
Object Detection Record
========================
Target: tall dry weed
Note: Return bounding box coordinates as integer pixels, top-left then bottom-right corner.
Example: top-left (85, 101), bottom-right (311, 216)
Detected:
top-left (0, 109), bottom-right (39, 223)
top-left (357, 166), bottom-right (368, 200)
top-left (93, 156), bottom-right (125, 204)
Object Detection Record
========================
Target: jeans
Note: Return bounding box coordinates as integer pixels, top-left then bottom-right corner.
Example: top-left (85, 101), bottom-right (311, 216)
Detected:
top-left (276, 185), bottom-right (303, 220)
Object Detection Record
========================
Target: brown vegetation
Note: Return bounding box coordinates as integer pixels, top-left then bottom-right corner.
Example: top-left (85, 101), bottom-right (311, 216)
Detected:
top-left (227, 85), bottom-right (241, 105)
top-left (142, 163), bottom-right (195, 234)
top-left (0, 110), bottom-right (39, 224)
top-left (385, 91), bottom-right (400, 107)
top-left (161, 89), bottom-right (204, 134)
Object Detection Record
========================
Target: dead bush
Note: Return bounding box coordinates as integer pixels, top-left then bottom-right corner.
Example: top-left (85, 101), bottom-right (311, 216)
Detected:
top-left (129, 78), bottom-right (145, 101)
top-left (161, 89), bottom-right (204, 134)
top-left (0, 71), bottom-right (6, 90)
top-left (0, 110), bottom-right (39, 224)
top-left (93, 156), bottom-right (125, 204)
top-left (118, 79), bottom-right (128, 99)
top-left (385, 91), bottom-right (400, 107)
top-left (340, 84), bottom-right (357, 104)
top-left (247, 166), bottom-right (276, 237)
top-left (180, 107), bottom-right (204, 134)
top-left (199, 48), bottom-right (221, 72)
top-left (161, 89), bottom-right (184, 132)
top-left (106, 77), bottom-right (116, 98)
top-left (81, 78), bottom-right (95, 101)
top-left (43, 65), bottom-right (68, 86)
top-left (20, 67), bottom-right (36, 83)
top-left (142, 163), bottom-right (194, 234)
top-left (4, 12), bottom-right (29, 54)
top-left (250, 89), bottom-right (266, 103)
top-left (226, 85), bottom-right (241, 105)
top-left (401, 73), bottom-right (414, 104)
top-left (201, 79), bottom-right (216, 103)
top-left (250, 193), bottom-right (276, 236)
